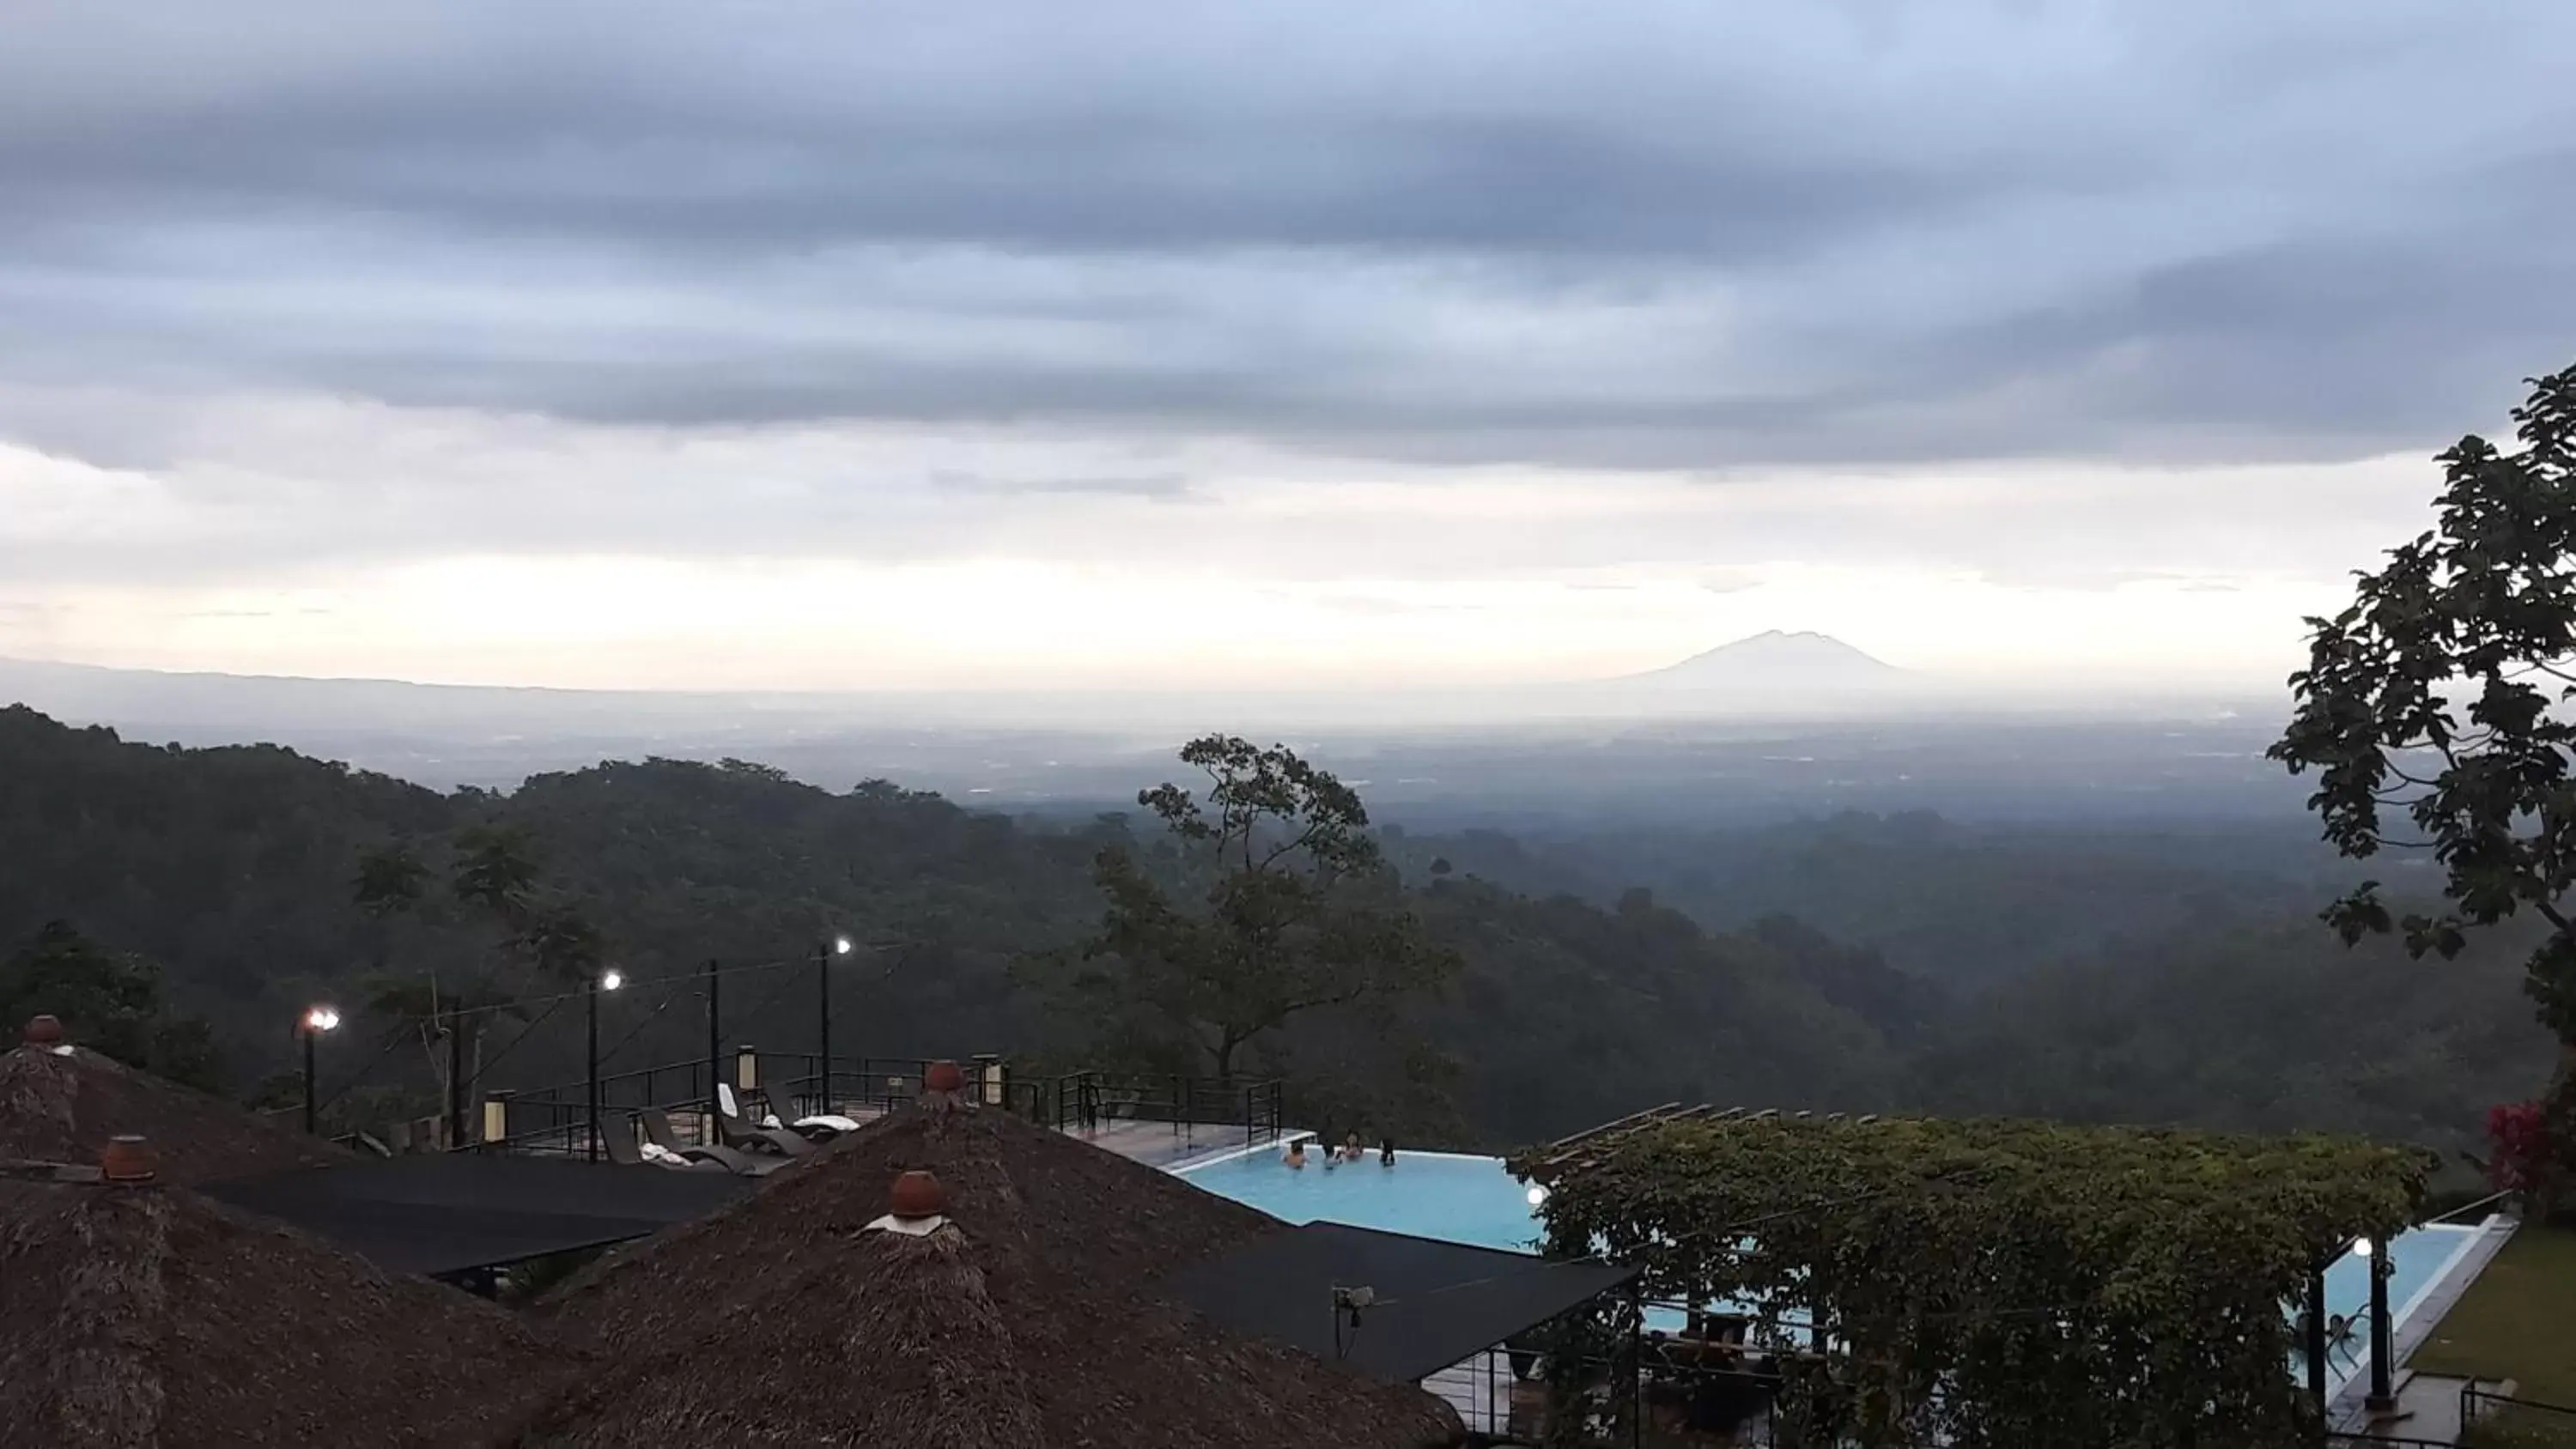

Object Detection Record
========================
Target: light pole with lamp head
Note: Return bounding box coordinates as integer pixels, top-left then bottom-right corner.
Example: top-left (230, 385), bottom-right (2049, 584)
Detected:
top-left (299, 1005), bottom-right (341, 1135)
top-left (586, 967), bottom-right (624, 1161)
top-left (817, 936), bottom-right (852, 1117)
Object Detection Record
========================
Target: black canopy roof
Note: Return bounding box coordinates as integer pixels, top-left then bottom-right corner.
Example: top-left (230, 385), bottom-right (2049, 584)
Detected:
top-left (202, 1153), bottom-right (750, 1277)
top-left (1163, 1221), bottom-right (1637, 1385)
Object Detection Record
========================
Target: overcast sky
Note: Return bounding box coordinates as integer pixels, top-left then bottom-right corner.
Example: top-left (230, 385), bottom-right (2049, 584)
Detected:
top-left (3, 1), bottom-right (2572, 692)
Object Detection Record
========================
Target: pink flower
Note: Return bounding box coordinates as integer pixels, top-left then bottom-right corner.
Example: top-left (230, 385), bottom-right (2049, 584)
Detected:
top-left (2485, 1100), bottom-right (2551, 1191)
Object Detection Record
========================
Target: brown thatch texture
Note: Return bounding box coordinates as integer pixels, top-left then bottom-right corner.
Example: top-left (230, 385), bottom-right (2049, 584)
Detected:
top-left (0, 1177), bottom-right (582, 1449)
top-left (534, 1220), bottom-right (1046, 1449)
top-left (0, 1043), bottom-right (349, 1185)
top-left (541, 1106), bottom-right (1465, 1449)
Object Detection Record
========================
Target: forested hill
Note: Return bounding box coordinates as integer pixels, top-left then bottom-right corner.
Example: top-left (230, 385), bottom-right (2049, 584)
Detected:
top-left (0, 704), bottom-right (2552, 1155)
top-left (0, 704), bottom-right (1932, 1140)
top-left (0, 705), bottom-right (1111, 1073)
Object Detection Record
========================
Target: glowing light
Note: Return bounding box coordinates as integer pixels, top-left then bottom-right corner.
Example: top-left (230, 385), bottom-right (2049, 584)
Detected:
top-left (1527, 1185), bottom-right (1549, 1207)
top-left (833, 936), bottom-right (855, 955)
top-left (2351, 1238), bottom-right (2374, 1258)
top-left (303, 1006), bottom-right (341, 1033)
top-left (600, 969), bottom-right (625, 991)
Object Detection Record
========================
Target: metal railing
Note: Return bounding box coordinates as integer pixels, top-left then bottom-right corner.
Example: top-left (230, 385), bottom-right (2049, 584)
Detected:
top-left (2462, 1382), bottom-right (2576, 1440)
top-left (761, 1053), bottom-right (948, 1120)
top-left (1042, 1070), bottom-right (1285, 1151)
top-left (477, 1058), bottom-right (720, 1155)
top-left (470, 1052), bottom-right (1289, 1158)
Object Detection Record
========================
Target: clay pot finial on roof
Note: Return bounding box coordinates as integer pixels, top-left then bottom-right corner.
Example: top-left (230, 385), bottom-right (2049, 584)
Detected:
top-left (891, 1169), bottom-right (949, 1218)
top-left (23, 1014), bottom-right (64, 1047)
top-left (866, 1169), bottom-right (951, 1237)
top-left (100, 1134), bottom-right (158, 1185)
top-left (920, 1058), bottom-right (971, 1113)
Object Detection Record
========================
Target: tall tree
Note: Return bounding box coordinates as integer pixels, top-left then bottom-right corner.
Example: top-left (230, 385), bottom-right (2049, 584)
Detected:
top-left (352, 840), bottom-right (429, 975)
top-left (2270, 361), bottom-right (2576, 1201)
top-left (358, 825), bottom-right (602, 1137)
top-left (1044, 734), bottom-right (1458, 1083)
top-left (353, 842), bottom-right (430, 919)
top-left (450, 825), bottom-right (540, 931)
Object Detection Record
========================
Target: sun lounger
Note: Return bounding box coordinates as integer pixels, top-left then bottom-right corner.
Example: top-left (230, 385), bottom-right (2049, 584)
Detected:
top-left (714, 1083), bottom-right (814, 1157)
top-left (600, 1114), bottom-right (726, 1173)
top-left (638, 1108), bottom-right (784, 1177)
top-left (746, 1087), bottom-right (859, 1138)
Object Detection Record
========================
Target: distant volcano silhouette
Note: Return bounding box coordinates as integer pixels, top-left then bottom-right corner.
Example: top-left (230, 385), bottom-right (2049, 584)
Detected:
top-left (1613, 631), bottom-right (1901, 690)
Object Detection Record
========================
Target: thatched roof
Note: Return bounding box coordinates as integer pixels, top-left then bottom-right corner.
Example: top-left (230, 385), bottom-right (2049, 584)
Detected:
top-left (538, 1216), bottom-right (1048, 1449)
top-left (539, 1105), bottom-right (1466, 1449)
top-left (0, 1171), bottom-right (582, 1448)
top-left (0, 1039), bottom-right (349, 1185)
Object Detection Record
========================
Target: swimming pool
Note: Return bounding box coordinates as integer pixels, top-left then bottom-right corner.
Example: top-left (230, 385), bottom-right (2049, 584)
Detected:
top-left (1176, 1142), bottom-right (2488, 1391)
top-left (1182, 1148), bottom-right (1550, 1251)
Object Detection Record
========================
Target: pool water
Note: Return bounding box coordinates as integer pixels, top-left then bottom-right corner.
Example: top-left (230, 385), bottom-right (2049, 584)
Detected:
top-left (1180, 1148), bottom-right (1550, 1252)
top-left (1178, 1143), bottom-right (2484, 1389)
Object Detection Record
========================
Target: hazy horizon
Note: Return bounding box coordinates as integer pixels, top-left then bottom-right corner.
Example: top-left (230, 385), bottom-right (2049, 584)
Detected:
top-left (6, 5), bottom-right (2572, 695)
top-left (0, 631), bottom-right (2286, 723)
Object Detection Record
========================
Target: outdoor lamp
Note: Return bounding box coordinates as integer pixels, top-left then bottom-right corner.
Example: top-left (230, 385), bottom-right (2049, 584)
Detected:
top-left (584, 968), bottom-right (623, 1159)
top-left (817, 935), bottom-right (854, 1119)
top-left (299, 1004), bottom-right (339, 1136)
top-left (1527, 1185), bottom-right (1550, 1207)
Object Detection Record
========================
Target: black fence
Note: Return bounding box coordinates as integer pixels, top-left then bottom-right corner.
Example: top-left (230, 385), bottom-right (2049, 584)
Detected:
top-left (2461, 1383), bottom-right (2576, 1443)
top-left (472, 1052), bottom-right (1288, 1160)
top-left (477, 1057), bottom-right (721, 1157)
top-left (1040, 1070), bottom-right (1286, 1151)
top-left (761, 1052), bottom-right (958, 1120)
top-left (1448, 1293), bottom-right (1791, 1447)
top-left (1457, 1293), bottom-right (2475, 1449)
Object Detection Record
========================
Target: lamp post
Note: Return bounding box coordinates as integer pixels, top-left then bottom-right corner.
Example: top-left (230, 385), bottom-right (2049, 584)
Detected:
top-left (586, 967), bottom-right (624, 1161)
top-left (817, 936), bottom-right (852, 1117)
top-left (2366, 1235), bottom-right (2396, 1415)
top-left (702, 958), bottom-right (721, 1129)
top-left (298, 1005), bottom-right (340, 1135)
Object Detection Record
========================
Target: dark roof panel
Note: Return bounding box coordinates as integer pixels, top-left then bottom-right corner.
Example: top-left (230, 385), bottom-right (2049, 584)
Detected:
top-left (202, 1153), bottom-right (750, 1276)
top-left (1164, 1221), bottom-right (1638, 1384)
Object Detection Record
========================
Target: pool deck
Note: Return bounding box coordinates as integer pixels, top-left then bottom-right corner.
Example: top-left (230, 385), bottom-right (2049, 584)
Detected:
top-left (1074, 1118), bottom-right (1271, 1169)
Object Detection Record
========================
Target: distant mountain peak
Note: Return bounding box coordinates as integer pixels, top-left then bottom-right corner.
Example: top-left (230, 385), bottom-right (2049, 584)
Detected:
top-left (1614, 631), bottom-right (1901, 690)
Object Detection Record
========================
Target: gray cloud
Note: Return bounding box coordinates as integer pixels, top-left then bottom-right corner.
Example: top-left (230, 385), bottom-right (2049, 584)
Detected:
top-left (0, 1), bottom-right (2570, 506)
top-left (929, 470), bottom-right (1195, 500)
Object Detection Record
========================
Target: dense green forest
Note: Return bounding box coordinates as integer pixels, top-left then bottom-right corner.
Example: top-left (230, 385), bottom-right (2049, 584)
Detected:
top-left (1377, 812), bottom-right (2351, 986)
top-left (0, 703), bottom-right (2549, 1158)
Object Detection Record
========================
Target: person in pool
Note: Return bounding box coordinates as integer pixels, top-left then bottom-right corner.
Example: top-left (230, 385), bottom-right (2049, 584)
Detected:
top-left (1283, 1138), bottom-right (1309, 1169)
top-left (1340, 1131), bottom-right (1366, 1163)
top-left (1379, 1137), bottom-right (1396, 1167)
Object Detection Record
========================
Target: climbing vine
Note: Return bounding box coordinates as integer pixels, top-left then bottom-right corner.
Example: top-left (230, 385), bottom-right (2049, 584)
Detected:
top-left (1507, 1113), bottom-right (2431, 1449)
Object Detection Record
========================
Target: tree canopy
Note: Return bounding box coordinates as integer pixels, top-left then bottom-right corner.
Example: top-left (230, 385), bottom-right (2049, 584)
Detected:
top-left (1511, 1113), bottom-right (2431, 1449)
top-left (0, 920), bottom-right (221, 1090)
top-left (2271, 360), bottom-right (2576, 1200)
top-left (1034, 734), bottom-right (1460, 1082)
